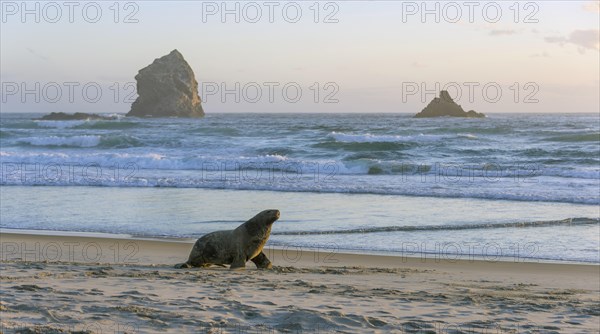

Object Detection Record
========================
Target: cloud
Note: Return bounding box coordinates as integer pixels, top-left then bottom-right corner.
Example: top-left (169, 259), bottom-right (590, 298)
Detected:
top-left (411, 62), bottom-right (427, 68)
top-left (96, 74), bottom-right (133, 82)
top-left (583, 1), bottom-right (600, 13)
top-left (545, 36), bottom-right (566, 44)
top-left (545, 29), bottom-right (600, 53)
top-left (530, 52), bottom-right (550, 58)
top-left (489, 29), bottom-right (517, 36)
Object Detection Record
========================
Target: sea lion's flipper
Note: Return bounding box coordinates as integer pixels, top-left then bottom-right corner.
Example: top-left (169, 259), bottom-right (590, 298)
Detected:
top-left (251, 252), bottom-right (273, 269)
top-left (229, 255), bottom-right (246, 270)
top-left (174, 262), bottom-right (192, 269)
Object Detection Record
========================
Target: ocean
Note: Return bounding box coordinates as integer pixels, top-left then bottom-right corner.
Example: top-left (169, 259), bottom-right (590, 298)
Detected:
top-left (1, 112), bottom-right (599, 263)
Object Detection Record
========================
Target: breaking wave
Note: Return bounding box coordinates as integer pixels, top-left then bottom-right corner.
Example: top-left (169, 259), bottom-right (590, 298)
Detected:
top-left (16, 135), bottom-right (142, 148)
top-left (273, 218), bottom-right (600, 235)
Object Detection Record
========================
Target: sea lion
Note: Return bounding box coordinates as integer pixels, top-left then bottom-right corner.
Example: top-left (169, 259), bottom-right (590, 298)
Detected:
top-left (175, 209), bottom-right (280, 270)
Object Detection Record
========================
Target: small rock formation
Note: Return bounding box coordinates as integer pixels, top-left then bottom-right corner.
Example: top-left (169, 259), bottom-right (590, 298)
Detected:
top-left (38, 112), bottom-right (116, 121)
top-left (127, 50), bottom-right (204, 118)
top-left (414, 91), bottom-right (485, 118)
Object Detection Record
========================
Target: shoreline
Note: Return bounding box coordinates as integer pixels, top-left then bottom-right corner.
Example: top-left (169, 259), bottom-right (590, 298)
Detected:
top-left (1, 232), bottom-right (599, 333)
top-left (2, 183), bottom-right (599, 207)
top-left (2, 228), bottom-right (598, 266)
top-left (1, 232), bottom-right (599, 284)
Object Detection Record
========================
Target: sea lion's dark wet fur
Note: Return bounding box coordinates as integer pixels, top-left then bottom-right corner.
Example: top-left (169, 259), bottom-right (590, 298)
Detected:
top-left (175, 209), bottom-right (280, 270)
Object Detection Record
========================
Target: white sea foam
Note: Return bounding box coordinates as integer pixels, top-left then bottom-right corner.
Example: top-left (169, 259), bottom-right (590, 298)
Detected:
top-left (1, 150), bottom-right (598, 204)
top-left (328, 132), bottom-right (447, 143)
top-left (35, 120), bottom-right (91, 129)
top-left (457, 133), bottom-right (478, 139)
top-left (18, 136), bottom-right (101, 147)
top-left (1, 150), bottom-right (598, 179)
top-left (2, 113), bottom-right (599, 206)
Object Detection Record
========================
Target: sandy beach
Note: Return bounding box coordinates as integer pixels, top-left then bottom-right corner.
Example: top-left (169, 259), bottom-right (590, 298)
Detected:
top-left (3, 0), bottom-right (599, 333)
top-left (1, 232), bottom-right (598, 333)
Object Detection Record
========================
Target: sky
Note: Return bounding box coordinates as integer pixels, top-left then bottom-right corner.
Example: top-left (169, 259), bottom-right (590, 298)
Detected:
top-left (1, 0), bottom-right (599, 114)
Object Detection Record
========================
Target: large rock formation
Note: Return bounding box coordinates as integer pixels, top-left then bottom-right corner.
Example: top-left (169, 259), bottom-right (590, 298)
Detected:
top-left (127, 50), bottom-right (204, 118)
top-left (414, 91), bottom-right (485, 118)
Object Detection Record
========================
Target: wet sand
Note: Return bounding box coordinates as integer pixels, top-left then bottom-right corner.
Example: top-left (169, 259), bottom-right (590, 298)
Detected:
top-left (1, 232), bottom-right (599, 333)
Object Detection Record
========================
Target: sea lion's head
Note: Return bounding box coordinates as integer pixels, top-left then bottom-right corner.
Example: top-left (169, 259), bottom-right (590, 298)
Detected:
top-left (243, 209), bottom-right (280, 235)
top-left (254, 209), bottom-right (280, 225)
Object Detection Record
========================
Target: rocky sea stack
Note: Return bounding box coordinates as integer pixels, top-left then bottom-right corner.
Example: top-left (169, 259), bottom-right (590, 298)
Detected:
top-left (414, 91), bottom-right (485, 118)
top-left (127, 50), bottom-right (204, 118)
